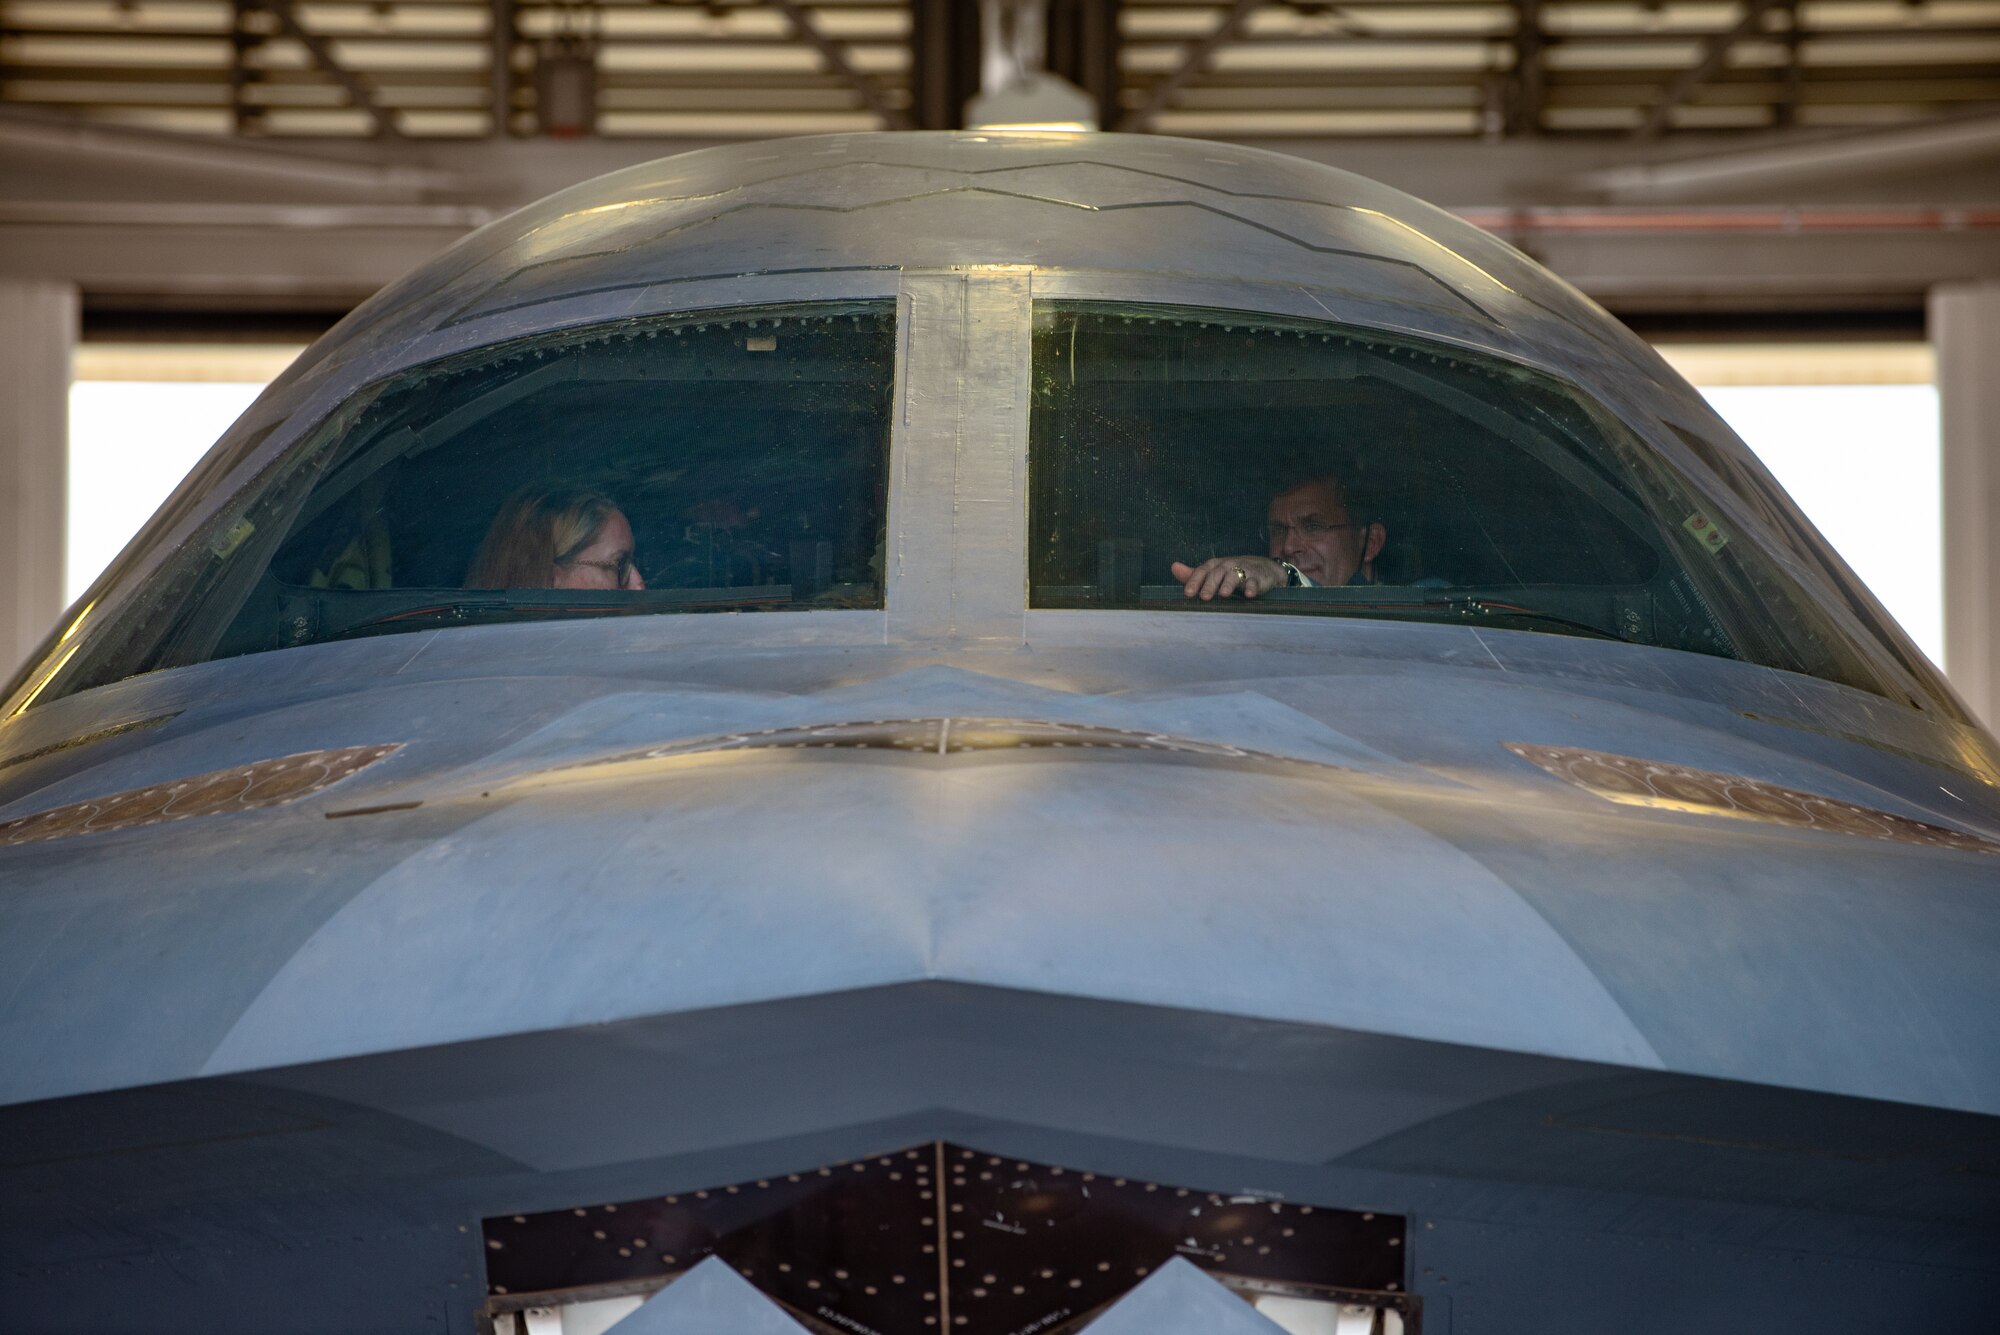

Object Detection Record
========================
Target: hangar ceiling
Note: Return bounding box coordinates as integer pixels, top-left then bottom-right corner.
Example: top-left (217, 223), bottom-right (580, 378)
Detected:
top-left (1, 0), bottom-right (1997, 316)
top-left (0, 0), bottom-right (1996, 139)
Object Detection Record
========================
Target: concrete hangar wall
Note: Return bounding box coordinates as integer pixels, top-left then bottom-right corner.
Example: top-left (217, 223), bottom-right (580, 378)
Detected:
top-left (2, 0), bottom-right (2000, 717)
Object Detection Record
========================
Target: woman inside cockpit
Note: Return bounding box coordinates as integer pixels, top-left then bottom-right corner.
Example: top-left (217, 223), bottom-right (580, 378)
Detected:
top-left (465, 485), bottom-right (646, 591)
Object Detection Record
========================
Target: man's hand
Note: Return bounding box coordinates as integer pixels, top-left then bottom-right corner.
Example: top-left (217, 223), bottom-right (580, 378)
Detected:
top-left (1170, 556), bottom-right (1286, 600)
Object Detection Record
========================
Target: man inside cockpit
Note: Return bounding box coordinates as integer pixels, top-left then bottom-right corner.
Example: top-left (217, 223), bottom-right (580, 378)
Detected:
top-left (1172, 473), bottom-right (1386, 600)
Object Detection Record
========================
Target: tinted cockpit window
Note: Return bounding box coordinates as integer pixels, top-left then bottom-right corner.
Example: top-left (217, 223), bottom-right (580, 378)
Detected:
top-left (48, 302), bottom-right (895, 699)
top-left (1028, 303), bottom-right (1929, 708)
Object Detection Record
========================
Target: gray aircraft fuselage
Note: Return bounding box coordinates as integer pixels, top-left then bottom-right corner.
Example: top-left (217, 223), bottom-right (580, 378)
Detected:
top-left (2, 133), bottom-right (1997, 1334)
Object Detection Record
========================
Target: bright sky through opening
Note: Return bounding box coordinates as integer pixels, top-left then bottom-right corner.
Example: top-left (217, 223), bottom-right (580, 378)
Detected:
top-left (1655, 342), bottom-right (1942, 667)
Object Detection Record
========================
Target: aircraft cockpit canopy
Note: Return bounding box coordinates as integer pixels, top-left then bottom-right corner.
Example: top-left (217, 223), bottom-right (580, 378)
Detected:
top-left (1028, 302), bottom-right (1926, 707)
top-left (28, 296), bottom-right (1949, 719)
top-left (52, 302), bottom-right (900, 698)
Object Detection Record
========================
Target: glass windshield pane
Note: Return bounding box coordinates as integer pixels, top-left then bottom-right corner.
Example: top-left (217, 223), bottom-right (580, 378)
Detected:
top-left (1028, 302), bottom-right (1929, 708)
top-left (49, 302), bottom-right (895, 700)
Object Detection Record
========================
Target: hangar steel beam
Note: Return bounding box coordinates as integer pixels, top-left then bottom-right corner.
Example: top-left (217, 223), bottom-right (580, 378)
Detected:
top-left (911, 0), bottom-right (981, 129)
top-left (1511, 0), bottom-right (1546, 136)
top-left (491, 0), bottom-right (517, 137)
top-left (0, 107), bottom-right (448, 196)
top-left (1118, 0), bottom-right (1265, 133)
top-left (1776, 0), bottom-right (1802, 128)
top-left (1047, 0), bottom-right (1121, 131)
top-left (246, 0), bottom-right (400, 139)
top-left (770, 0), bottom-right (914, 129)
top-left (230, 1), bottom-right (264, 136)
top-left (1591, 108), bottom-right (2000, 199)
top-left (1634, 0), bottom-right (1788, 139)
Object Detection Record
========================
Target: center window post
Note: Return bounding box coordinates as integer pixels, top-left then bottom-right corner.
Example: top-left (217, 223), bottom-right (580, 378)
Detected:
top-left (884, 267), bottom-right (1036, 647)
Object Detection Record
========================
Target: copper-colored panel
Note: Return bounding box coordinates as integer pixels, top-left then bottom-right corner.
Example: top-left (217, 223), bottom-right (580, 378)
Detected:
top-left (1507, 742), bottom-right (2000, 854)
top-left (0, 801), bottom-right (101, 844)
top-left (0, 744), bottom-right (401, 849)
top-left (159, 770), bottom-right (259, 817)
top-left (1724, 784), bottom-right (1809, 823)
top-left (238, 757), bottom-right (340, 806)
top-left (80, 786), bottom-right (176, 833)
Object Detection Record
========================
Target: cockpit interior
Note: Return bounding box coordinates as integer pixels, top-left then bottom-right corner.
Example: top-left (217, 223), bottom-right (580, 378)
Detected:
top-left (42, 296), bottom-right (1946, 718)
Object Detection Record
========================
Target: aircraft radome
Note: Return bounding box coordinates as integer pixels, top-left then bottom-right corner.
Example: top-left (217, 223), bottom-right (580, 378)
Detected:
top-left (3, 132), bottom-right (1997, 1335)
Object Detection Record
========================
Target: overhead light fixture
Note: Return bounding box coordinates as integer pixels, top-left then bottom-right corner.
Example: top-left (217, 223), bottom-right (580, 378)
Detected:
top-left (963, 0), bottom-right (1099, 133)
top-left (534, 38), bottom-right (597, 137)
top-left (534, 2), bottom-right (599, 137)
top-left (966, 72), bottom-right (1098, 133)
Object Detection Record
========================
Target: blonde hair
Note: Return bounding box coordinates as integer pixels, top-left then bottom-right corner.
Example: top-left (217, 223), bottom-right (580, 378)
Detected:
top-left (466, 485), bottom-right (621, 588)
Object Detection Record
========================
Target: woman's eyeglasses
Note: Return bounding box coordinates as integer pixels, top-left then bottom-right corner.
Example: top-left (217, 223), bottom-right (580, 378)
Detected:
top-left (556, 554), bottom-right (638, 585)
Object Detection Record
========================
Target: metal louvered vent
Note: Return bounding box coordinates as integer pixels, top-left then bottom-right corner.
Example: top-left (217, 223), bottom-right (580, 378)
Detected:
top-left (0, 744), bottom-right (400, 847)
top-left (560, 718), bottom-right (1348, 770)
top-left (480, 1141), bottom-right (1412, 1334)
top-left (1508, 742), bottom-right (2000, 854)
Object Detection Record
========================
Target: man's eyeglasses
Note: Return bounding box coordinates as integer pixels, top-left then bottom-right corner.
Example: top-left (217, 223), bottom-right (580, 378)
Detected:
top-left (556, 554), bottom-right (638, 585)
top-left (1267, 518), bottom-right (1364, 543)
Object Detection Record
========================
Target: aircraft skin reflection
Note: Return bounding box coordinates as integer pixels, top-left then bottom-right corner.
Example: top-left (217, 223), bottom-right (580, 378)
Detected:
top-left (0, 134), bottom-right (1997, 1335)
